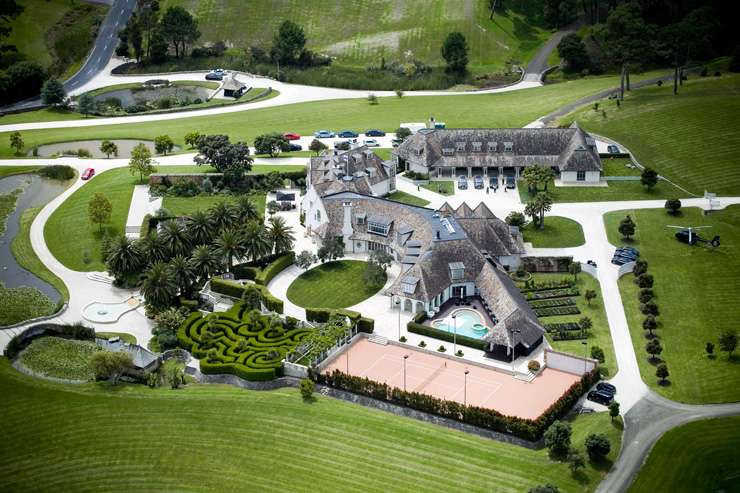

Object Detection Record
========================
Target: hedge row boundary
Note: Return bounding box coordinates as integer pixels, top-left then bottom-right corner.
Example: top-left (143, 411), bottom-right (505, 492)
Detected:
top-left (305, 307), bottom-right (374, 333)
top-left (407, 321), bottom-right (487, 351)
top-left (210, 278), bottom-right (284, 313)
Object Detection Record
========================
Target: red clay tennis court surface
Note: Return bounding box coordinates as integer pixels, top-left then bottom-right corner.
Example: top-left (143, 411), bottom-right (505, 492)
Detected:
top-left (323, 338), bottom-right (581, 420)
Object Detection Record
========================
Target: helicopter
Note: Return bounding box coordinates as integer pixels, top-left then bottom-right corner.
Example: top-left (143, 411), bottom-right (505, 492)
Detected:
top-left (667, 225), bottom-right (720, 247)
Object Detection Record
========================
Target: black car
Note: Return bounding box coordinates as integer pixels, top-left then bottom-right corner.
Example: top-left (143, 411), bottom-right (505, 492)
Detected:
top-left (337, 130), bottom-right (359, 138)
top-left (611, 256), bottom-right (630, 266)
top-left (474, 175), bottom-right (484, 189)
top-left (617, 246), bottom-right (640, 256)
top-left (457, 176), bottom-right (468, 190)
top-left (505, 176), bottom-right (516, 189)
top-left (596, 382), bottom-right (617, 395)
top-left (489, 177), bottom-right (498, 189)
top-left (365, 129), bottom-right (386, 137)
top-left (287, 143), bottom-right (302, 152)
top-left (587, 390), bottom-right (613, 405)
top-left (205, 72), bottom-right (223, 81)
top-left (614, 252), bottom-right (637, 261)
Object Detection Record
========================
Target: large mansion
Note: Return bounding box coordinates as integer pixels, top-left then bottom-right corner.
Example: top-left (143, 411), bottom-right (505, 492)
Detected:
top-left (394, 125), bottom-right (604, 184)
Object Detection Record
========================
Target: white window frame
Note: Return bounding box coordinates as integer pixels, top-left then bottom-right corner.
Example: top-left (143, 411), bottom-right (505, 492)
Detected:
top-left (576, 170), bottom-right (586, 181)
top-left (456, 142), bottom-right (466, 151)
top-left (487, 142), bottom-right (497, 152)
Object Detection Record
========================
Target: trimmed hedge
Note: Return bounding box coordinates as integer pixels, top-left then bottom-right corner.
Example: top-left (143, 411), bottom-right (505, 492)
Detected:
top-left (140, 214), bottom-right (152, 239)
top-left (525, 288), bottom-right (580, 300)
top-left (407, 321), bottom-right (487, 351)
top-left (210, 277), bottom-right (284, 314)
top-left (255, 252), bottom-right (295, 285)
top-left (305, 307), bottom-right (374, 333)
top-left (317, 367), bottom-right (601, 442)
top-left (529, 298), bottom-right (576, 309)
top-left (544, 322), bottom-right (582, 333)
top-left (177, 303), bottom-right (310, 381)
top-left (233, 264), bottom-right (259, 281)
top-left (533, 306), bottom-right (581, 317)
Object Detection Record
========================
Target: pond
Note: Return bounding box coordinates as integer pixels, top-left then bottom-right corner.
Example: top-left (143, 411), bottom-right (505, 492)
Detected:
top-left (32, 139), bottom-right (181, 159)
top-left (93, 84), bottom-right (212, 110)
top-left (0, 173), bottom-right (70, 303)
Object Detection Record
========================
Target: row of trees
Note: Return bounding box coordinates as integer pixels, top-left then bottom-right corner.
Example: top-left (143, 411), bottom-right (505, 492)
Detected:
top-left (117, 2), bottom-right (201, 65)
top-left (543, 419), bottom-right (614, 476)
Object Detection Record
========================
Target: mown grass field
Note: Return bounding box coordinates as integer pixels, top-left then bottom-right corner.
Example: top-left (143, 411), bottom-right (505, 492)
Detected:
top-left (604, 206), bottom-right (740, 403)
top-left (0, 71), bottom-right (667, 157)
top-left (387, 190), bottom-right (430, 207)
top-left (20, 337), bottom-right (99, 381)
top-left (162, 0), bottom-right (550, 73)
top-left (162, 193), bottom-right (266, 218)
top-left (628, 416), bottom-right (740, 493)
top-left (287, 260), bottom-right (385, 309)
top-left (562, 74), bottom-right (740, 196)
top-left (522, 216), bottom-right (584, 248)
top-left (4, 0), bottom-right (107, 75)
top-left (527, 273), bottom-right (617, 377)
top-left (0, 282), bottom-right (55, 326)
top-left (0, 358), bottom-right (620, 492)
top-left (519, 179), bottom-right (688, 204)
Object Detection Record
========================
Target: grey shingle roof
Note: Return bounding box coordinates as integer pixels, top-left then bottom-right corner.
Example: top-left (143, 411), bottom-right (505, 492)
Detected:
top-left (96, 338), bottom-right (159, 370)
top-left (309, 146), bottom-right (391, 197)
top-left (395, 127), bottom-right (602, 173)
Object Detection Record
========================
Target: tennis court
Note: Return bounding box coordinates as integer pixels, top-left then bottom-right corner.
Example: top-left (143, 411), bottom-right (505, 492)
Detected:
top-left (323, 338), bottom-right (581, 420)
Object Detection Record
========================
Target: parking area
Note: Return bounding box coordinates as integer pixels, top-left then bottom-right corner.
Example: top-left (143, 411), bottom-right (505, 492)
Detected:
top-left (323, 338), bottom-right (582, 420)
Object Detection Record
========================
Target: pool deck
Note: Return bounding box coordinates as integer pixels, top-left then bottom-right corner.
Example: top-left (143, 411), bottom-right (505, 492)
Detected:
top-left (324, 338), bottom-right (581, 420)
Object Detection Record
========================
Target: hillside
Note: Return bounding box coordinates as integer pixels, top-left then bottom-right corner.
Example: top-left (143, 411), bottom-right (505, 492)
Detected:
top-left (161, 0), bottom-right (551, 74)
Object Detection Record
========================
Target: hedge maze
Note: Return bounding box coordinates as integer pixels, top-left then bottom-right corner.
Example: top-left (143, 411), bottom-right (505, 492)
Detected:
top-left (178, 303), bottom-right (311, 381)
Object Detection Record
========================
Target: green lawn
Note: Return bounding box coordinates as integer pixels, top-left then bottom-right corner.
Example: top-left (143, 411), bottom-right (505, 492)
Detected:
top-left (422, 180), bottom-right (455, 196)
top-left (600, 157), bottom-right (641, 177)
top-left (0, 71), bottom-right (667, 157)
top-left (0, 357), bottom-right (620, 492)
top-left (287, 260), bottom-right (385, 309)
top-left (12, 207), bottom-right (70, 300)
top-left (522, 216), bottom-right (585, 248)
top-left (0, 282), bottom-right (56, 326)
top-left (604, 206), bottom-right (740, 403)
top-left (519, 179), bottom-right (688, 203)
top-left (45, 168), bottom-right (139, 271)
top-left (158, 164), bottom-right (306, 175)
top-left (561, 74), bottom-right (740, 196)
top-left (163, 193), bottom-right (266, 217)
top-left (386, 191), bottom-right (430, 207)
top-left (0, 166), bottom-right (42, 178)
top-left (19, 337), bottom-right (99, 381)
top-left (628, 416), bottom-right (740, 493)
top-left (527, 273), bottom-right (616, 377)
top-left (162, 0), bottom-right (550, 74)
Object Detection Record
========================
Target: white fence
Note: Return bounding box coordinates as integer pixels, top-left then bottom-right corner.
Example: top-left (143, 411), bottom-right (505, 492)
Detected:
top-left (544, 349), bottom-right (597, 376)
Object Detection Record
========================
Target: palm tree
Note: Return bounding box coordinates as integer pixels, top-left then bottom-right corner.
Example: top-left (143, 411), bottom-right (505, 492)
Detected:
top-left (267, 216), bottom-right (295, 254)
top-left (141, 261), bottom-right (178, 310)
top-left (208, 201), bottom-right (238, 232)
top-left (214, 228), bottom-right (245, 272)
top-left (524, 191), bottom-right (553, 229)
top-left (106, 236), bottom-right (144, 281)
top-left (189, 244), bottom-right (222, 282)
top-left (168, 254), bottom-right (196, 297)
top-left (137, 232), bottom-right (169, 265)
top-left (242, 222), bottom-right (272, 262)
top-left (185, 210), bottom-right (213, 246)
top-left (159, 219), bottom-right (191, 257)
top-left (234, 195), bottom-right (259, 223)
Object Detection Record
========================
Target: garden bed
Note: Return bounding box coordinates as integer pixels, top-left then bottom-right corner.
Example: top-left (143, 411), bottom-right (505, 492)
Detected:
top-left (19, 337), bottom-right (100, 381)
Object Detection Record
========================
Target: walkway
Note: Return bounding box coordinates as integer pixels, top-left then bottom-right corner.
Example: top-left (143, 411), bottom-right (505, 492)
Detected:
top-left (125, 185), bottom-right (161, 238)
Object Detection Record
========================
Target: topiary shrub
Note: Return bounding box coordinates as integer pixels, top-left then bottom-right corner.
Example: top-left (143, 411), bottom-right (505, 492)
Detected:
top-left (528, 360), bottom-right (541, 373)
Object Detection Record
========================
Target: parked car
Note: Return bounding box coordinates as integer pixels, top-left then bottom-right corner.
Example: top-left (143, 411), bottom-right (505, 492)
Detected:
top-left (314, 130), bottom-right (335, 138)
top-left (587, 390), bottom-right (613, 405)
top-left (615, 250), bottom-right (638, 260)
top-left (363, 139), bottom-right (380, 147)
top-left (596, 382), bottom-right (617, 395)
top-left (617, 246), bottom-right (640, 256)
top-left (391, 138), bottom-right (403, 147)
top-left (334, 140), bottom-right (351, 150)
top-left (365, 129), bottom-right (386, 137)
top-left (283, 132), bottom-right (301, 141)
top-left (611, 256), bottom-right (630, 266)
top-left (607, 144), bottom-right (621, 154)
top-left (81, 168), bottom-right (95, 180)
top-left (474, 175), bottom-right (484, 189)
top-left (286, 143), bottom-right (302, 152)
top-left (337, 130), bottom-right (359, 138)
top-left (505, 176), bottom-right (516, 189)
top-left (489, 177), bottom-right (499, 189)
top-left (457, 176), bottom-right (468, 190)
top-left (205, 72), bottom-right (223, 81)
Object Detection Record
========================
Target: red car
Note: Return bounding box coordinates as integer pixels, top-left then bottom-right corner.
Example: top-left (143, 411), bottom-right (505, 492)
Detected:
top-left (81, 168), bottom-right (95, 180)
top-left (283, 132), bottom-right (301, 141)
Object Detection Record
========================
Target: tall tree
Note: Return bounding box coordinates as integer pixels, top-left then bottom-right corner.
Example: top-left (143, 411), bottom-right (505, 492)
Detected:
top-left (641, 167), bottom-right (659, 189)
top-left (168, 255), bottom-right (196, 298)
top-left (160, 6), bottom-right (200, 58)
top-left (233, 196), bottom-right (259, 223)
top-left (154, 135), bottom-right (174, 155)
top-left (441, 32), bottom-right (469, 73)
top-left (141, 261), bottom-right (178, 310)
top-left (88, 192), bottom-right (112, 233)
top-left (77, 93), bottom-right (95, 117)
top-left (91, 351), bottom-right (132, 386)
top-left (272, 20), bottom-right (306, 65)
top-left (129, 143), bottom-right (157, 182)
top-left (185, 210), bottom-right (213, 245)
top-left (194, 134), bottom-right (253, 185)
top-left (254, 132), bottom-right (289, 157)
top-left (214, 228), bottom-right (245, 271)
top-left (242, 222), bottom-right (271, 262)
top-left (158, 219), bottom-right (191, 257)
top-left (718, 329), bottom-right (738, 358)
top-left (557, 34), bottom-right (590, 71)
top-left (106, 235), bottom-right (144, 281)
top-left (100, 140), bottom-right (118, 158)
top-left (9, 131), bottom-right (23, 155)
top-left (208, 201), bottom-right (238, 232)
top-left (189, 244), bottom-right (222, 281)
top-left (40, 78), bottom-right (65, 106)
top-left (267, 215), bottom-right (295, 254)
top-left (524, 192), bottom-right (553, 229)
top-left (137, 231), bottom-right (169, 265)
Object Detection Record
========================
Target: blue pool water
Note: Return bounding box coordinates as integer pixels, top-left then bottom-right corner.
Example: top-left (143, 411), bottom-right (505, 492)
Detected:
top-left (431, 309), bottom-right (488, 339)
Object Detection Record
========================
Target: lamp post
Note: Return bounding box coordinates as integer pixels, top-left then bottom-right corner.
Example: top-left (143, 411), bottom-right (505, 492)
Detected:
top-left (395, 296), bottom-right (402, 340)
top-left (464, 369), bottom-right (469, 406)
top-left (346, 349), bottom-right (349, 374)
top-left (581, 340), bottom-right (588, 374)
top-left (511, 329), bottom-right (521, 367)
top-left (403, 354), bottom-right (409, 391)
top-left (452, 314), bottom-right (458, 355)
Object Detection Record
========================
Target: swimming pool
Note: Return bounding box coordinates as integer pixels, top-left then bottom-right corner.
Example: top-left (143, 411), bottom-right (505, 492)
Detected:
top-left (431, 308), bottom-right (488, 339)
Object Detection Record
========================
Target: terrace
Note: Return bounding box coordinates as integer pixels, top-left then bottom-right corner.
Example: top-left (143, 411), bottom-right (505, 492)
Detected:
top-left (427, 295), bottom-right (498, 341)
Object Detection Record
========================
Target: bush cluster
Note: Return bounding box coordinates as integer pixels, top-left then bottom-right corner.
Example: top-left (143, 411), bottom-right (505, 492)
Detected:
top-left (317, 368), bottom-right (600, 441)
top-left (210, 278), bottom-right (284, 314)
top-left (406, 321), bottom-right (487, 351)
top-left (37, 165), bottom-right (76, 181)
top-left (305, 307), bottom-right (374, 333)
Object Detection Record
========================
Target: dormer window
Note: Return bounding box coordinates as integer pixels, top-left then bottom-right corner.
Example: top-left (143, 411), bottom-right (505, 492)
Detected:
top-left (448, 262), bottom-right (465, 280)
top-left (472, 142), bottom-right (482, 152)
top-left (415, 148), bottom-right (424, 156)
top-left (504, 142), bottom-right (513, 152)
top-left (487, 142), bottom-right (497, 152)
top-left (442, 147), bottom-right (454, 156)
top-left (401, 276), bottom-right (419, 294)
top-left (356, 212), bottom-right (366, 225)
top-left (456, 142), bottom-right (466, 151)
top-left (368, 215), bottom-right (392, 236)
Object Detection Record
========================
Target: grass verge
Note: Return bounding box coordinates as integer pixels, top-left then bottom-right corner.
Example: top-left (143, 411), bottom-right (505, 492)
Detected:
top-left (522, 216), bottom-right (585, 248)
top-left (287, 260), bottom-right (384, 309)
top-left (387, 191), bottom-right (430, 207)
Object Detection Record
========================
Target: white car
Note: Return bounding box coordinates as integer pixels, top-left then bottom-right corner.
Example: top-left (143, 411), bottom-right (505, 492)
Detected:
top-left (363, 139), bottom-right (380, 147)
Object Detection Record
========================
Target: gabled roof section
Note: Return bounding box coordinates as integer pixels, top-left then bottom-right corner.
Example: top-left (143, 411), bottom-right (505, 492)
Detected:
top-left (472, 202), bottom-right (495, 219)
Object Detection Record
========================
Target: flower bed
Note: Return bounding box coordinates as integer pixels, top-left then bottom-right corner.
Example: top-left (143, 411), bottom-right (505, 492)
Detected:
top-left (544, 322), bottom-right (583, 333)
top-left (177, 303), bottom-right (310, 381)
top-left (533, 306), bottom-right (581, 317)
top-left (525, 288), bottom-right (580, 300)
top-left (20, 337), bottom-right (100, 381)
top-left (529, 298), bottom-right (577, 309)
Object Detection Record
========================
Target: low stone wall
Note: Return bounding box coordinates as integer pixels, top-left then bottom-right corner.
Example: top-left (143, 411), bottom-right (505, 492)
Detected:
top-left (520, 256), bottom-right (573, 273)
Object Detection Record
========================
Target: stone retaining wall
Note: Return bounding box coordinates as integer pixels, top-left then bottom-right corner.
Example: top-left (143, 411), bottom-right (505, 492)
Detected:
top-left (520, 256), bottom-right (573, 273)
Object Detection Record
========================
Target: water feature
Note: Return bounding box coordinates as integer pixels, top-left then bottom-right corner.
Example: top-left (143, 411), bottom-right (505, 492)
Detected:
top-left (431, 308), bottom-right (489, 339)
top-left (0, 173), bottom-right (69, 302)
top-left (32, 139), bottom-right (180, 159)
top-left (82, 298), bottom-right (140, 323)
